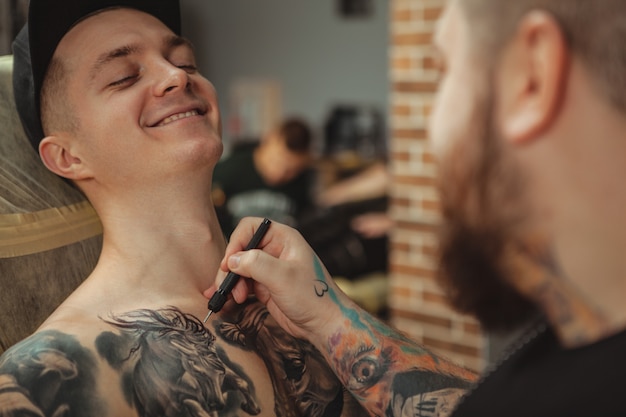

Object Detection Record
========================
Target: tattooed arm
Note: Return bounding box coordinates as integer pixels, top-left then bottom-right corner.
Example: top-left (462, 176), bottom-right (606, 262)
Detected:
top-left (206, 218), bottom-right (478, 416)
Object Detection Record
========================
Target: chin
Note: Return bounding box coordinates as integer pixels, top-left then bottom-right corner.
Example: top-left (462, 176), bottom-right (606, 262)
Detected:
top-left (198, 131), bottom-right (224, 161)
top-left (436, 218), bottom-right (538, 333)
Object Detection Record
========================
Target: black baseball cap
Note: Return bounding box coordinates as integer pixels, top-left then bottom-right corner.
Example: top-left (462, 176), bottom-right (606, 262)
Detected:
top-left (12, 0), bottom-right (181, 151)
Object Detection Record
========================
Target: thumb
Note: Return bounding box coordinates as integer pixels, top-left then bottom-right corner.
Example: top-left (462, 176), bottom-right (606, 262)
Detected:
top-left (227, 248), bottom-right (284, 291)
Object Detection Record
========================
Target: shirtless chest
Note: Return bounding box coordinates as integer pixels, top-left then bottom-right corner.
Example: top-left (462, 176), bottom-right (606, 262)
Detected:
top-left (0, 301), bottom-right (349, 417)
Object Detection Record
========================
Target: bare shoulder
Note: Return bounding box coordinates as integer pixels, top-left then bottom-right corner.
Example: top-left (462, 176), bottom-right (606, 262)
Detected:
top-left (0, 329), bottom-right (106, 415)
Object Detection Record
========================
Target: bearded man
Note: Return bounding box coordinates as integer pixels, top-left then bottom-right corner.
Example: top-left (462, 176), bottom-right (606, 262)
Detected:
top-left (206, 0), bottom-right (626, 416)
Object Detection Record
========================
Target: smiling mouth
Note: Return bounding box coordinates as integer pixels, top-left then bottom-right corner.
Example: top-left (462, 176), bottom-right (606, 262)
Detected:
top-left (158, 109), bottom-right (200, 126)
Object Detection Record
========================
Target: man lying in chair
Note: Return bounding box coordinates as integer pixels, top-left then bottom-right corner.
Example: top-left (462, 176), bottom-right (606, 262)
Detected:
top-left (0, 1), bottom-right (364, 415)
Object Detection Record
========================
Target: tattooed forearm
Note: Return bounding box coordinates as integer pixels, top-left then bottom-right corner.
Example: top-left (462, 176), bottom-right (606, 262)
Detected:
top-left (311, 256), bottom-right (476, 416)
top-left (391, 388), bottom-right (466, 417)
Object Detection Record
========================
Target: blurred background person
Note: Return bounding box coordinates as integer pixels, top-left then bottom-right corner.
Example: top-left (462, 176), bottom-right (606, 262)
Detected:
top-left (300, 158), bottom-right (392, 317)
top-left (212, 116), bottom-right (315, 236)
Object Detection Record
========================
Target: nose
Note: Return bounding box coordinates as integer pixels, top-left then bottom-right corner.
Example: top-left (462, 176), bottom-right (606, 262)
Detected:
top-left (153, 61), bottom-right (189, 97)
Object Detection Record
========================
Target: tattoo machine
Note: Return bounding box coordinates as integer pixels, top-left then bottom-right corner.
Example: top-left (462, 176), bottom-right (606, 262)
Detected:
top-left (203, 218), bottom-right (272, 322)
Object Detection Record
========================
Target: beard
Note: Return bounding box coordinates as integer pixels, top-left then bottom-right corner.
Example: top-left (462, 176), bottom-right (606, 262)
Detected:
top-left (434, 80), bottom-right (538, 333)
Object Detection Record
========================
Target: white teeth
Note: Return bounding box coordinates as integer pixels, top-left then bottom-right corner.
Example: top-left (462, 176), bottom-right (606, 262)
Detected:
top-left (158, 110), bottom-right (199, 126)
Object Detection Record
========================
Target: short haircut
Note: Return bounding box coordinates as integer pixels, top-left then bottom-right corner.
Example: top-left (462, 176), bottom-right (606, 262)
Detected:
top-left (40, 56), bottom-right (79, 136)
top-left (279, 118), bottom-right (313, 155)
top-left (457, 0), bottom-right (626, 113)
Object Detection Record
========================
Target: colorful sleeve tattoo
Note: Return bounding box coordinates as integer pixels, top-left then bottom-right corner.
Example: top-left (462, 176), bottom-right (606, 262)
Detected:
top-left (313, 256), bottom-right (478, 416)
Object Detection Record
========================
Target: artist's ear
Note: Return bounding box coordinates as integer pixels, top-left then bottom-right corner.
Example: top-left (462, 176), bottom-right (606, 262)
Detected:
top-left (39, 135), bottom-right (93, 181)
top-left (496, 10), bottom-right (569, 145)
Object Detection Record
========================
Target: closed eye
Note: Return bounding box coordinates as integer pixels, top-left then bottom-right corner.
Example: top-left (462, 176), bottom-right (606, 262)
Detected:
top-left (108, 74), bottom-right (139, 87)
top-left (177, 64), bottom-right (198, 74)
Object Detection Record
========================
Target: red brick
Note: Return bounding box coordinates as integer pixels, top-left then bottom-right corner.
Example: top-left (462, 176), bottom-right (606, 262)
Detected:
top-left (392, 197), bottom-right (411, 208)
top-left (424, 6), bottom-right (444, 22)
top-left (422, 198), bottom-right (440, 212)
top-left (392, 56), bottom-right (413, 71)
top-left (393, 32), bottom-right (433, 46)
top-left (393, 220), bottom-right (438, 234)
top-left (389, 0), bottom-right (484, 364)
top-left (423, 55), bottom-right (438, 70)
top-left (422, 241), bottom-right (439, 257)
top-left (394, 175), bottom-right (436, 187)
top-left (391, 150), bottom-right (411, 162)
top-left (422, 150), bottom-right (437, 164)
top-left (392, 104), bottom-right (413, 117)
top-left (390, 263), bottom-right (437, 278)
top-left (391, 308), bottom-right (453, 329)
top-left (423, 336), bottom-right (481, 357)
top-left (392, 128), bottom-right (428, 140)
top-left (463, 321), bottom-right (482, 336)
top-left (422, 290), bottom-right (448, 305)
top-left (394, 81), bottom-right (438, 94)
top-left (392, 7), bottom-right (413, 23)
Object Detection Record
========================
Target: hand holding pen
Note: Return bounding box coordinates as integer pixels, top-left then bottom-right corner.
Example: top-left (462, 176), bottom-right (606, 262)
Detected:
top-left (203, 217), bottom-right (352, 343)
top-left (203, 218), bottom-right (272, 322)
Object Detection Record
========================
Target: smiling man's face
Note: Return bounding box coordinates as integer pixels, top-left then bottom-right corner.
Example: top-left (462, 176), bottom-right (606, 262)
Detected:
top-left (45, 7), bottom-right (223, 188)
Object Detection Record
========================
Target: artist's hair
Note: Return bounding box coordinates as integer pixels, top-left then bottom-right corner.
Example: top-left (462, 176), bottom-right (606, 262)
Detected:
top-left (279, 118), bottom-right (313, 154)
top-left (457, 0), bottom-right (626, 113)
top-left (40, 56), bottom-right (79, 135)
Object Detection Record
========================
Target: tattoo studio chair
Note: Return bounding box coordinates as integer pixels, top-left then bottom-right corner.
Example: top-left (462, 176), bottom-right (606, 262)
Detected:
top-left (0, 54), bottom-right (103, 353)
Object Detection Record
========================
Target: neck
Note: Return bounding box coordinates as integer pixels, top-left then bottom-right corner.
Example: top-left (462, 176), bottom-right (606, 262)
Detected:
top-left (82, 174), bottom-right (226, 307)
top-left (505, 241), bottom-right (616, 348)
top-left (549, 204), bottom-right (626, 347)
top-left (252, 144), bottom-right (267, 178)
top-left (512, 70), bottom-right (626, 347)
top-left (509, 159), bottom-right (626, 346)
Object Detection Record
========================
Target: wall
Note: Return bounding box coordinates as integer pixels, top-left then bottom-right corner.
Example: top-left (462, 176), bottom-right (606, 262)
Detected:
top-left (388, 0), bottom-right (486, 371)
top-left (180, 0), bottom-right (390, 149)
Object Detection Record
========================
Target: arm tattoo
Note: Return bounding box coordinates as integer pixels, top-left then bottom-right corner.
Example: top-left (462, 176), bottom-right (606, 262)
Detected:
top-left (311, 256), bottom-right (476, 416)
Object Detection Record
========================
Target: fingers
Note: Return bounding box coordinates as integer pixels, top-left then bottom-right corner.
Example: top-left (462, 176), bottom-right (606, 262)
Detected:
top-left (205, 263), bottom-right (253, 304)
top-left (219, 217), bottom-right (267, 271)
top-left (211, 217), bottom-right (302, 305)
top-left (227, 248), bottom-right (288, 293)
top-left (206, 218), bottom-right (351, 343)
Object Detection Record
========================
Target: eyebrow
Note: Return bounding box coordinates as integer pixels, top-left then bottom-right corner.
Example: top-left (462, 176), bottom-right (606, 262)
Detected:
top-left (89, 35), bottom-right (195, 80)
top-left (166, 35), bottom-right (195, 52)
top-left (90, 43), bottom-right (141, 80)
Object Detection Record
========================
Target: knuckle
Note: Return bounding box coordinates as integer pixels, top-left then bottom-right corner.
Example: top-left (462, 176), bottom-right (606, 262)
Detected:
top-left (241, 250), bottom-right (261, 268)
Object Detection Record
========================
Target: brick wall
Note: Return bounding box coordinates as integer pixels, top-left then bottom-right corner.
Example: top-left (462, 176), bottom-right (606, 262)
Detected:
top-left (387, 0), bottom-right (486, 372)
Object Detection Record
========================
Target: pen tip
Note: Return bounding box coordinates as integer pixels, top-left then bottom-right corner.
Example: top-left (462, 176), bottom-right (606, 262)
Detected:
top-left (203, 310), bottom-right (212, 323)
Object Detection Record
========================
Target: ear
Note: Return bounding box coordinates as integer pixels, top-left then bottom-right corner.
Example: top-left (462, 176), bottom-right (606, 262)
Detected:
top-left (39, 136), bottom-right (92, 181)
top-left (496, 10), bottom-right (569, 145)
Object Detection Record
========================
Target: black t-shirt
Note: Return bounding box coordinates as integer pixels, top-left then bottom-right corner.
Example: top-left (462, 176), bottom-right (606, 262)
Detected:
top-left (212, 145), bottom-right (313, 236)
top-left (452, 322), bottom-right (626, 416)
